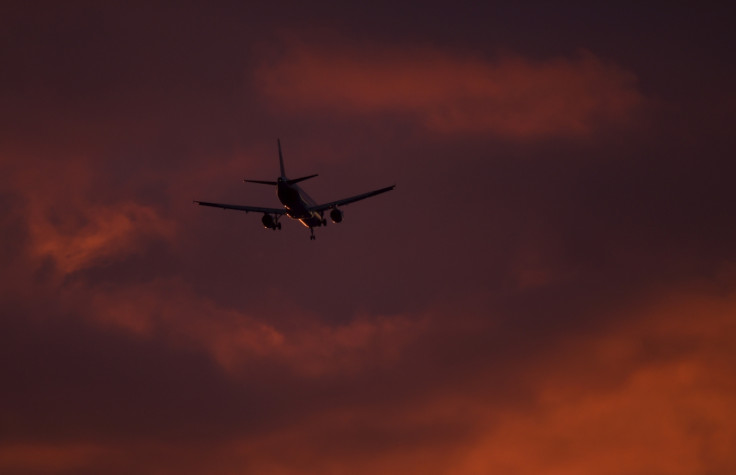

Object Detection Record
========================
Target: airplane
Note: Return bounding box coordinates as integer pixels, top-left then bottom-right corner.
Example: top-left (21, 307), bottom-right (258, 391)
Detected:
top-left (194, 139), bottom-right (395, 240)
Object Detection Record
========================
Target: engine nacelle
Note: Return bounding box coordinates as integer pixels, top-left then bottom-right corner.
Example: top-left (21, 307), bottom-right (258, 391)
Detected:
top-left (330, 208), bottom-right (343, 224)
top-left (261, 214), bottom-right (280, 229)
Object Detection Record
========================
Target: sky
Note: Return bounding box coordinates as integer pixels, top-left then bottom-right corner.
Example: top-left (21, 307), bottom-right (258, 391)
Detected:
top-left (2, 2), bottom-right (736, 474)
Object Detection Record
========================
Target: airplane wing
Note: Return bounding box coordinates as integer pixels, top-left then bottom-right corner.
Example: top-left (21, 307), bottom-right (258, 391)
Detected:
top-left (308, 185), bottom-right (395, 212)
top-left (193, 200), bottom-right (288, 215)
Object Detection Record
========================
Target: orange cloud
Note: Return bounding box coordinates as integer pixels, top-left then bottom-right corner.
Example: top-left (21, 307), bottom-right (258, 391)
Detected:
top-left (84, 280), bottom-right (425, 377)
top-left (212, 289), bottom-right (734, 475)
top-left (72, 275), bottom-right (734, 474)
top-left (256, 43), bottom-right (643, 138)
top-left (6, 285), bottom-right (735, 474)
top-left (444, 290), bottom-right (736, 475)
top-left (3, 152), bottom-right (175, 276)
top-left (28, 201), bottom-right (174, 275)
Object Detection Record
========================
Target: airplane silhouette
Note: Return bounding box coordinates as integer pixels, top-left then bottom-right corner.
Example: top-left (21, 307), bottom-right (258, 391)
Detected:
top-left (194, 139), bottom-right (395, 240)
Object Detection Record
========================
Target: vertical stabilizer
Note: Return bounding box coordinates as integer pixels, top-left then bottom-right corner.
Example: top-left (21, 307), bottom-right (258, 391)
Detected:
top-left (277, 139), bottom-right (286, 178)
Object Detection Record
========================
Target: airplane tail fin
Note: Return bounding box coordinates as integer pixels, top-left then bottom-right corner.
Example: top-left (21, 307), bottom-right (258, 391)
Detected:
top-left (278, 138), bottom-right (286, 178)
top-left (243, 138), bottom-right (286, 185)
top-left (244, 139), bottom-right (318, 186)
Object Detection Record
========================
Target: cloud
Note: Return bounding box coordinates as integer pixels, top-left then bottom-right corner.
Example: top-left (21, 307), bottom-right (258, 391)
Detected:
top-left (19, 271), bottom-right (727, 475)
top-left (83, 279), bottom-right (425, 377)
top-left (205, 288), bottom-right (736, 475)
top-left (2, 152), bottom-right (176, 276)
top-left (4, 221), bottom-right (735, 475)
top-left (255, 43), bottom-right (643, 138)
top-left (450, 291), bottom-right (736, 475)
top-left (28, 201), bottom-right (174, 275)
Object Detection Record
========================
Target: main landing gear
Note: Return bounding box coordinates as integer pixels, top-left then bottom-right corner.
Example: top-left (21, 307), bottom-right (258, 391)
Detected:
top-left (309, 228), bottom-right (316, 240)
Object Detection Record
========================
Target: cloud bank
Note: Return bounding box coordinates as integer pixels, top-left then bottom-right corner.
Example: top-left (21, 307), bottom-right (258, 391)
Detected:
top-left (256, 43), bottom-right (643, 138)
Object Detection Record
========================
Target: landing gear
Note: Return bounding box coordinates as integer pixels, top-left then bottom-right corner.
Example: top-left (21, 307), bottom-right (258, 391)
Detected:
top-left (309, 228), bottom-right (316, 240)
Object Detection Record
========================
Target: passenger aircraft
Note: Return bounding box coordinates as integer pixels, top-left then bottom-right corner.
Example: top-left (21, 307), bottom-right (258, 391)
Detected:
top-left (194, 139), bottom-right (395, 240)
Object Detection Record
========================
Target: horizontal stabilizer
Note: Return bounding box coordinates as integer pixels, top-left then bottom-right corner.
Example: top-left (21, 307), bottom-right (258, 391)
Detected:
top-left (244, 179), bottom-right (278, 185)
top-left (287, 174), bottom-right (318, 185)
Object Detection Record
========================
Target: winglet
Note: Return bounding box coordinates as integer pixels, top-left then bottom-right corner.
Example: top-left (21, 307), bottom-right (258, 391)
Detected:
top-left (277, 138), bottom-right (286, 178)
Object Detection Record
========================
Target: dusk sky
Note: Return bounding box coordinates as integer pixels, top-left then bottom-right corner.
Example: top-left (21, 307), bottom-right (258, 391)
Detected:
top-left (2, 2), bottom-right (736, 474)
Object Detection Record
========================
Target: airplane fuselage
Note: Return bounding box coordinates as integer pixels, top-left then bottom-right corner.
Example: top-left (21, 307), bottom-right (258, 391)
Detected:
top-left (276, 178), bottom-right (325, 228)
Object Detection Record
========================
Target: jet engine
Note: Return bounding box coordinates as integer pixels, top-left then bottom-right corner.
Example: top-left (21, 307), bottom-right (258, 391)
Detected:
top-left (261, 213), bottom-right (281, 230)
top-left (330, 208), bottom-right (343, 224)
